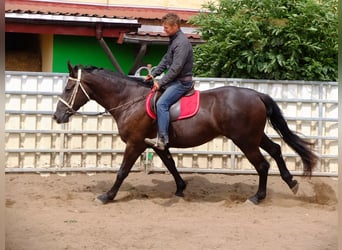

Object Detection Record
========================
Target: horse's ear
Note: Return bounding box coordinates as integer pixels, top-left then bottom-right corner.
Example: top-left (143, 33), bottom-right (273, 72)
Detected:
top-left (67, 61), bottom-right (77, 78)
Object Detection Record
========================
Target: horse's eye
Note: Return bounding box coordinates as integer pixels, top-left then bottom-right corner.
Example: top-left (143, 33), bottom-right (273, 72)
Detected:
top-left (65, 81), bottom-right (76, 91)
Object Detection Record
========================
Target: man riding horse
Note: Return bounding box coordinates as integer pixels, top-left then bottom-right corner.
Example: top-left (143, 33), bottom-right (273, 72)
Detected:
top-left (144, 13), bottom-right (194, 150)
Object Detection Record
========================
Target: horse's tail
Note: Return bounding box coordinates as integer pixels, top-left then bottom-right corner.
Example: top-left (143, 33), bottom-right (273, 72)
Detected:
top-left (259, 93), bottom-right (318, 176)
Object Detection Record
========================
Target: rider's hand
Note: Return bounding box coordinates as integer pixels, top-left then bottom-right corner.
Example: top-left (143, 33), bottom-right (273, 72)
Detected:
top-left (153, 81), bottom-right (160, 91)
top-left (145, 74), bottom-right (153, 81)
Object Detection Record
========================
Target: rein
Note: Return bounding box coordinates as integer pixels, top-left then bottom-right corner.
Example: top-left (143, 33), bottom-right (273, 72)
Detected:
top-left (105, 94), bottom-right (148, 113)
top-left (59, 69), bottom-right (148, 116)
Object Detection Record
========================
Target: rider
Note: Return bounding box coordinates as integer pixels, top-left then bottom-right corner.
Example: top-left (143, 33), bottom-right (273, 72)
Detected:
top-left (144, 13), bottom-right (194, 151)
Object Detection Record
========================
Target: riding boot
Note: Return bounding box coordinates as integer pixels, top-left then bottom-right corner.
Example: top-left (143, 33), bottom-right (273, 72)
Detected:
top-left (144, 136), bottom-right (168, 151)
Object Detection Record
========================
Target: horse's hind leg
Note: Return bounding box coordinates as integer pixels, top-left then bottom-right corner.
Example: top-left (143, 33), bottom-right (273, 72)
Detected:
top-left (153, 148), bottom-right (186, 197)
top-left (260, 134), bottom-right (299, 194)
top-left (248, 155), bottom-right (270, 204)
top-left (235, 142), bottom-right (270, 204)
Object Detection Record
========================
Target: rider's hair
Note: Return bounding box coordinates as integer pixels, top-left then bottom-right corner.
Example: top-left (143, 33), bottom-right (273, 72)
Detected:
top-left (162, 13), bottom-right (181, 27)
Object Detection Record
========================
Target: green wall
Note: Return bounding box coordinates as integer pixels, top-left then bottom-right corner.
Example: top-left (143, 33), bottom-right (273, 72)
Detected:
top-left (52, 35), bottom-right (166, 74)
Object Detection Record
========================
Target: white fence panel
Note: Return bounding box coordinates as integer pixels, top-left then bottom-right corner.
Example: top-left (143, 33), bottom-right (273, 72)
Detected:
top-left (4, 72), bottom-right (338, 176)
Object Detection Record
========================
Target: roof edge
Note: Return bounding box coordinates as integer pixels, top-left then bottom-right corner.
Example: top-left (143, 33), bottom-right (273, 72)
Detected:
top-left (11, 0), bottom-right (202, 13)
top-left (5, 12), bottom-right (139, 24)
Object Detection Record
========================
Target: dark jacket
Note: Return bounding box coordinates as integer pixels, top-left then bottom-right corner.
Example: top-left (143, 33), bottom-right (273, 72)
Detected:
top-left (152, 30), bottom-right (193, 87)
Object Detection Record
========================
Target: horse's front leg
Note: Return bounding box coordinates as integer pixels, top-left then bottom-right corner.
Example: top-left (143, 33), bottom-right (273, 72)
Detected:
top-left (153, 148), bottom-right (187, 197)
top-left (97, 144), bottom-right (145, 204)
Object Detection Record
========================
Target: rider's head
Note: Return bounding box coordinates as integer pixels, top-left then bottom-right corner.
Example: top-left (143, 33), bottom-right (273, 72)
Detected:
top-left (162, 13), bottom-right (181, 37)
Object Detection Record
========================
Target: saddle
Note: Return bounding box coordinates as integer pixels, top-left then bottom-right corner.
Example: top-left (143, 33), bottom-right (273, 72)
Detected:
top-left (145, 88), bottom-right (200, 121)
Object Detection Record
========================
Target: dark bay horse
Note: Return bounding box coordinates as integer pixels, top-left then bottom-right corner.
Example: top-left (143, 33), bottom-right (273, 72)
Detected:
top-left (53, 62), bottom-right (318, 205)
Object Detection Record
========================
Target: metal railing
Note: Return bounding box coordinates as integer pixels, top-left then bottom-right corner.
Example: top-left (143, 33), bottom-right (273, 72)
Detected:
top-left (5, 71), bottom-right (338, 176)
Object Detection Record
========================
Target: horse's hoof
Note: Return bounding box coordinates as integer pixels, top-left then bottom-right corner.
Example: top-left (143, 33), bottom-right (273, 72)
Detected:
top-left (175, 181), bottom-right (186, 197)
top-left (290, 180), bottom-right (299, 194)
top-left (175, 190), bottom-right (184, 197)
top-left (248, 195), bottom-right (260, 205)
top-left (96, 193), bottom-right (111, 204)
top-left (244, 199), bottom-right (255, 205)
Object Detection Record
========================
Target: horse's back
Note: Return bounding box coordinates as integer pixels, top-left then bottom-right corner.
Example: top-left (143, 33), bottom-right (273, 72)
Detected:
top-left (199, 85), bottom-right (267, 112)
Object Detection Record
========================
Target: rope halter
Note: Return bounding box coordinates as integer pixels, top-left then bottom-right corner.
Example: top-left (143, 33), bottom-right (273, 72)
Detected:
top-left (58, 68), bottom-right (91, 114)
top-left (57, 68), bottom-right (149, 117)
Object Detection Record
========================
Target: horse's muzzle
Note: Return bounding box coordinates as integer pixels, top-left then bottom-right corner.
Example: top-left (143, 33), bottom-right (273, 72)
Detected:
top-left (52, 111), bottom-right (70, 124)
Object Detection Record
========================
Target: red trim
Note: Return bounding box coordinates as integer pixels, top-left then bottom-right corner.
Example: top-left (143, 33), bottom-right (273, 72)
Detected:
top-left (6, 22), bottom-right (131, 37)
top-left (146, 91), bottom-right (157, 120)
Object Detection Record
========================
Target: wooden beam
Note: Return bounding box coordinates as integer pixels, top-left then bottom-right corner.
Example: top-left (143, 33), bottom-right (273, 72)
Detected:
top-left (129, 43), bottom-right (148, 75)
top-left (96, 24), bottom-right (125, 75)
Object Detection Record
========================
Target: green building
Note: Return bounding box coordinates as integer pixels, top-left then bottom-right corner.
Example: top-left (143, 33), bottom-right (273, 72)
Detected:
top-left (5, 1), bottom-right (202, 74)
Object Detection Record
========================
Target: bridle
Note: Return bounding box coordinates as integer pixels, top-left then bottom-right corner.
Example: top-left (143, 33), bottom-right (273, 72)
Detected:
top-left (58, 68), bottom-right (149, 116)
top-left (58, 68), bottom-right (91, 115)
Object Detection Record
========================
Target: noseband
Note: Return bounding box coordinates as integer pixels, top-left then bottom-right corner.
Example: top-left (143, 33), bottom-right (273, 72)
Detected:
top-left (58, 69), bottom-right (91, 114)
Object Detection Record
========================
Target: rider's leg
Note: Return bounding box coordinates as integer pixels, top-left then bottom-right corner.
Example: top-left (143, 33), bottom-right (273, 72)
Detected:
top-left (156, 80), bottom-right (193, 144)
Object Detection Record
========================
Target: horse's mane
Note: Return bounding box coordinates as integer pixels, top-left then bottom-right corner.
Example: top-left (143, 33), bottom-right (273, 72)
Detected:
top-left (79, 65), bottom-right (153, 88)
top-left (128, 76), bottom-right (154, 88)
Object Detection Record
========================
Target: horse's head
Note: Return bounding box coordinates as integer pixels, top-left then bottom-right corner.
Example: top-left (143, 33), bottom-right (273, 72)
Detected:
top-left (53, 62), bottom-right (91, 123)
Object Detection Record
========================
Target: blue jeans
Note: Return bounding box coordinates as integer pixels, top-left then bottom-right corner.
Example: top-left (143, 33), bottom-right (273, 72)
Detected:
top-left (156, 80), bottom-right (193, 143)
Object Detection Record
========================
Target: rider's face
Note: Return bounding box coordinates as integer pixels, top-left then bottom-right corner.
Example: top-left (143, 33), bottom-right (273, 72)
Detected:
top-left (163, 22), bottom-right (179, 36)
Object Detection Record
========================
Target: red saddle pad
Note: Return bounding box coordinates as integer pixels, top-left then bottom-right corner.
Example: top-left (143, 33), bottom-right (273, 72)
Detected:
top-left (146, 90), bottom-right (200, 120)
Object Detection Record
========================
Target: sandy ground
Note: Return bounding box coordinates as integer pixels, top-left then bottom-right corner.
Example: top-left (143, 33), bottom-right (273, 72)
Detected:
top-left (5, 172), bottom-right (338, 250)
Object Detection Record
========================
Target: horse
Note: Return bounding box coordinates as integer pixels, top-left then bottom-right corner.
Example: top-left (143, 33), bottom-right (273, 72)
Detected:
top-left (53, 62), bottom-right (318, 205)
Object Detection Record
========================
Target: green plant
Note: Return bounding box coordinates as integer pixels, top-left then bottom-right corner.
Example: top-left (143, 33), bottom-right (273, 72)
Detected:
top-left (190, 0), bottom-right (337, 81)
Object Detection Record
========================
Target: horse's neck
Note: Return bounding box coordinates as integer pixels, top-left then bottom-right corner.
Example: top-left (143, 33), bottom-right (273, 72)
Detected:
top-left (87, 76), bottom-right (145, 117)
